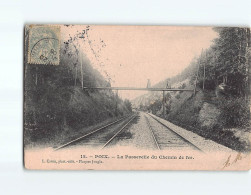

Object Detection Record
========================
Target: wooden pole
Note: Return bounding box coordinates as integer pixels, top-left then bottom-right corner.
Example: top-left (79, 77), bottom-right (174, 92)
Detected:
top-left (194, 61), bottom-right (200, 95)
top-left (80, 50), bottom-right (83, 89)
top-left (202, 61), bottom-right (205, 90)
top-left (194, 50), bottom-right (203, 95)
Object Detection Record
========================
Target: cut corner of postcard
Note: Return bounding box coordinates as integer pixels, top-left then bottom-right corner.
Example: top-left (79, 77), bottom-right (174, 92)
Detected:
top-left (23, 24), bottom-right (251, 170)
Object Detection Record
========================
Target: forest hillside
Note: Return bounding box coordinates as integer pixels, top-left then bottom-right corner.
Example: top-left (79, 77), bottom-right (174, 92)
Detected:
top-left (24, 26), bottom-right (132, 147)
top-left (132, 27), bottom-right (251, 151)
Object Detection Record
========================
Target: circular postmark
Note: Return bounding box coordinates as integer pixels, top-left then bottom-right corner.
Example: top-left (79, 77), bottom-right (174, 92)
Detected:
top-left (30, 38), bottom-right (59, 65)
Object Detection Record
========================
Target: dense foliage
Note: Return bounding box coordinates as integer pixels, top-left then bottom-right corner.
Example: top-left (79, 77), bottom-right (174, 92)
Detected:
top-left (137, 27), bottom-right (250, 151)
top-left (24, 26), bottom-right (132, 145)
top-left (195, 28), bottom-right (250, 93)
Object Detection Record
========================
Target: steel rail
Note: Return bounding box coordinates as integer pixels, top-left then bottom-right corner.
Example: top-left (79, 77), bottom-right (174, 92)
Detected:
top-left (54, 115), bottom-right (132, 151)
top-left (101, 114), bottom-right (137, 149)
top-left (147, 113), bottom-right (204, 152)
top-left (144, 116), bottom-right (160, 150)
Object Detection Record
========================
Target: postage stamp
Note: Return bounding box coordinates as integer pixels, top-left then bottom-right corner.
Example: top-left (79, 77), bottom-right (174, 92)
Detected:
top-left (27, 25), bottom-right (60, 65)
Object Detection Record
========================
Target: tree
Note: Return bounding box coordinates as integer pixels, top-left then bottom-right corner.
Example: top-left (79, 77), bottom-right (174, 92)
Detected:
top-left (124, 99), bottom-right (132, 112)
top-left (191, 27), bottom-right (250, 96)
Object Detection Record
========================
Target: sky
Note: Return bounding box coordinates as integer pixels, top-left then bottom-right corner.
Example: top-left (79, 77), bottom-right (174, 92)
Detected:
top-left (64, 25), bottom-right (218, 100)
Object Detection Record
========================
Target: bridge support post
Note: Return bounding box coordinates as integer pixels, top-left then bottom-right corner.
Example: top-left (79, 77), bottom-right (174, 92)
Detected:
top-left (115, 90), bottom-right (118, 115)
top-left (162, 91), bottom-right (165, 119)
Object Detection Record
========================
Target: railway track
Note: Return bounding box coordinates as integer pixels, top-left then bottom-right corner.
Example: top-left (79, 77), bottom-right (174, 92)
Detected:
top-left (145, 114), bottom-right (203, 152)
top-left (55, 113), bottom-right (137, 151)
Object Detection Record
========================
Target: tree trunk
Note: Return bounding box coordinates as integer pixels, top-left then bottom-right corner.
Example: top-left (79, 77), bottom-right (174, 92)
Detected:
top-left (74, 66), bottom-right (77, 86)
top-left (35, 66), bottom-right (38, 86)
top-left (203, 61), bottom-right (205, 90)
top-left (244, 28), bottom-right (251, 101)
top-left (63, 115), bottom-right (67, 128)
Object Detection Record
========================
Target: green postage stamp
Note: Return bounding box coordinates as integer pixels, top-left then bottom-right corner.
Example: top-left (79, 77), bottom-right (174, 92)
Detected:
top-left (27, 25), bottom-right (60, 65)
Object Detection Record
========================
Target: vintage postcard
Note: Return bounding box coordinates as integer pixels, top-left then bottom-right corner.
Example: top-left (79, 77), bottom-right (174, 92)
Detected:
top-left (24, 24), bottom-right (251, 170)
